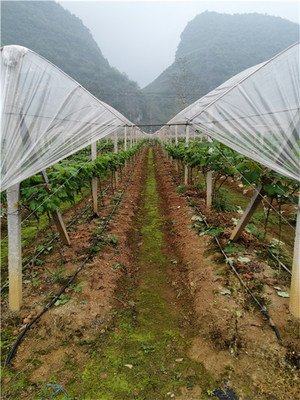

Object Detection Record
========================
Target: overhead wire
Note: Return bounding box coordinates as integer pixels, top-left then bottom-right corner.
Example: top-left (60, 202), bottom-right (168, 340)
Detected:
top-left (162, 128), bottom-right (298, 231)
top-left (212, 139), bottom-right (298, 232)
top-left (4, 150), bottom-right (139, 366)
top-left (1, 142), bottom-right (127, 241)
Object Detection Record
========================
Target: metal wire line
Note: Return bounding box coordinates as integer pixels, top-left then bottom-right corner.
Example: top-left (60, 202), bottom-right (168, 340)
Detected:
top-left (211, 141), bottom-right (297, 232)
top-left (1, 146), bottom-right (122, 241)
top-left (163, 128), bottom-right (298, 227)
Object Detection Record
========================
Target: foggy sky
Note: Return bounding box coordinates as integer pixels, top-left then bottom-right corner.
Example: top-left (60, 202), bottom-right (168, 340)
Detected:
top-left (59, 1), bottom-right (300, 88)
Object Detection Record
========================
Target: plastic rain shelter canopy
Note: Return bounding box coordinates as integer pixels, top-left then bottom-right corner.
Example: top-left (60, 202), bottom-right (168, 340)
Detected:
top-left (164, 42), bottom-right (300, 183)
top-left (0, 45), bottom-right (138, 192)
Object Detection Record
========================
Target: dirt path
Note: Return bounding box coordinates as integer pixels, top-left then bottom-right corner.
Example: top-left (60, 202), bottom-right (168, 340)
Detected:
top-left (154, 146), bottom-right (299, 400)
top-left (2, 145), bottom-right (299, 400)
top-left (68, 146), bottom-right (216, 399)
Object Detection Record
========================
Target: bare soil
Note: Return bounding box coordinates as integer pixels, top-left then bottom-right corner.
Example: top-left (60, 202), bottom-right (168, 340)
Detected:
top-left (1, 145), bottom-right (299, 400)
top-left (156, 147), bottom-right (299, 399)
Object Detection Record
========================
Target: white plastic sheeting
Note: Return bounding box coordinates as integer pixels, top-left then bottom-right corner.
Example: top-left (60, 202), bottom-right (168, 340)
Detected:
top-left (164, 43), bottom-right (300, 182)
top-left (0, 45), bottom-right (137, 191)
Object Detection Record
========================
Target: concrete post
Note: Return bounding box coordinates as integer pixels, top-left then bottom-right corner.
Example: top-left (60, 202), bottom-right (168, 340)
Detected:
top-left (184, 124), bottom-right (189, 185)
top-left (290, 195), bottom-right (300, 318)
top-left (91, 142), bottom-right (98, 215)
top-left (7, 183), bottom-right (22, 311)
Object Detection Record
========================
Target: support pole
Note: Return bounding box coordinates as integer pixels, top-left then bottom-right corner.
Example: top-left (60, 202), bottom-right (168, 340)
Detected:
top-left (41, 171), bottom-right (71, 245)
top-left (130, 126), bottom-right (133, 147)
top-left (175, 125), bottom-right (178, 145)
top-left (175, 125), bottom-right (179, 172)
top-left (124, 126), bottom-right (127, 151)
top-left (114, 130), bottom-right (119, 188)
top-left (124, 126), bottom-right (128, 170)
top-left (114, 130), bottom-right (118, 154)
top-left (184, 124), bottom-right (189, 185)
top-left (91, 142), bottom-right (98, 215)
top-left (184, 165), bottom-right (189, 185)
top-left (7, 183), bottom-right (22, 311)
top-left (230, 184), bottom-right (263, 241)
top-left (51, 212), bottom-right (72, 244)
top-left (206, 171), bottom-right (213, 209)
top-left (290, 195), bottom-right (300, 319)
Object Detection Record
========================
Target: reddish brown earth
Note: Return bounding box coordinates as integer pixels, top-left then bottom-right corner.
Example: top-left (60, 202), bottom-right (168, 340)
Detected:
top-left (1, 145), bottom-right (299, 400)
top-left (154, 147), bottom-right (299, 400)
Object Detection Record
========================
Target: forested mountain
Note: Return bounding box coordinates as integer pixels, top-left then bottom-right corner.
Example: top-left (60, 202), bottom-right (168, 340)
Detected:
top-left (143, 11), bottom-right (299, 125)
top-left (1, 4), bottom-right (299, 129)
top-left (1, 1), bottom-right (149, 123)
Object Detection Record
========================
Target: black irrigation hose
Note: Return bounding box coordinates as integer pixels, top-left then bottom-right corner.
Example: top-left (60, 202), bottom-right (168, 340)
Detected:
top-left (4, 157), bottom-right (138, 367)
top-left (185, 195), bottom-right (283, 344)
top-left (0, 184), bottom-right (112, 294)
top-left (166, 152), bottom-right (284, 342)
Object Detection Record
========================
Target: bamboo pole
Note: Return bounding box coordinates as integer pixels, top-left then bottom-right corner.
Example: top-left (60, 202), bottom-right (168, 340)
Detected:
top-left (290, 195), bottom-right (300, 319)
top-left (7, 183), bottom-right (22, 311)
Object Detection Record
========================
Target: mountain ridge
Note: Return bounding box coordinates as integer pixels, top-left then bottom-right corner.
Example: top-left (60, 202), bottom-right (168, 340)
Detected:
top-left (143, 11), bottom-right (299, 126)
top-left (1, 1), bottom-right (149, 123)
top-left (1, 5), bottom-right (299, 129)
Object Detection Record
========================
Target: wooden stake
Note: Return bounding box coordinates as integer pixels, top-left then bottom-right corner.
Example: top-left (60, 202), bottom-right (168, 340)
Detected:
top-left (41, 171), bottom-right (71, 245)
top-left (7, 183), bottom-right (22, 311)
top-left (51, 211), bottom-right (71, 244)
top-left (206, 171), bottom-right (213, 209)
top-left (91, 177), bottom-right (98, 214)
top-left (290, 195), bottom-right (300, 319)
top-left (230, 184), bottom-right (263, 241)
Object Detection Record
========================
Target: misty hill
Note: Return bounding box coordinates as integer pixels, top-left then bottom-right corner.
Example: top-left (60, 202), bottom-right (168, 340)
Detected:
top-left (1, 1), bottom-right (148, 123)
top-left (143, 11), bottom-right (299, 125)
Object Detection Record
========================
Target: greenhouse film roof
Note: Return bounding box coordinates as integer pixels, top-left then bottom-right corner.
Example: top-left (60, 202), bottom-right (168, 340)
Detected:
top-left (0, 45), bottom-right (138, 191)
top-left (163, 42), bottom-right (300, 182)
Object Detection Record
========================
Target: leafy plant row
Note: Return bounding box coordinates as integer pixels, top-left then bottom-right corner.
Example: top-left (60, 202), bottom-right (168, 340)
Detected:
top-left (17, 142), bottom-right (142, 216)
top-left (64, 139), bottom-right (115, 163)
top-left (165, 140), bottom-right (299, 206)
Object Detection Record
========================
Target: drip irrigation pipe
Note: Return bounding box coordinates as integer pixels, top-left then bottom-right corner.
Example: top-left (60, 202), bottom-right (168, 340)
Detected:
top-left (2, 144), bottom-right (115, 240)
top-left (186, 195), bottom-right (282, 343)
top-left (0, 183), bottom-right (112, 294)
top-left (4, 156), bottom-right (139, 367)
